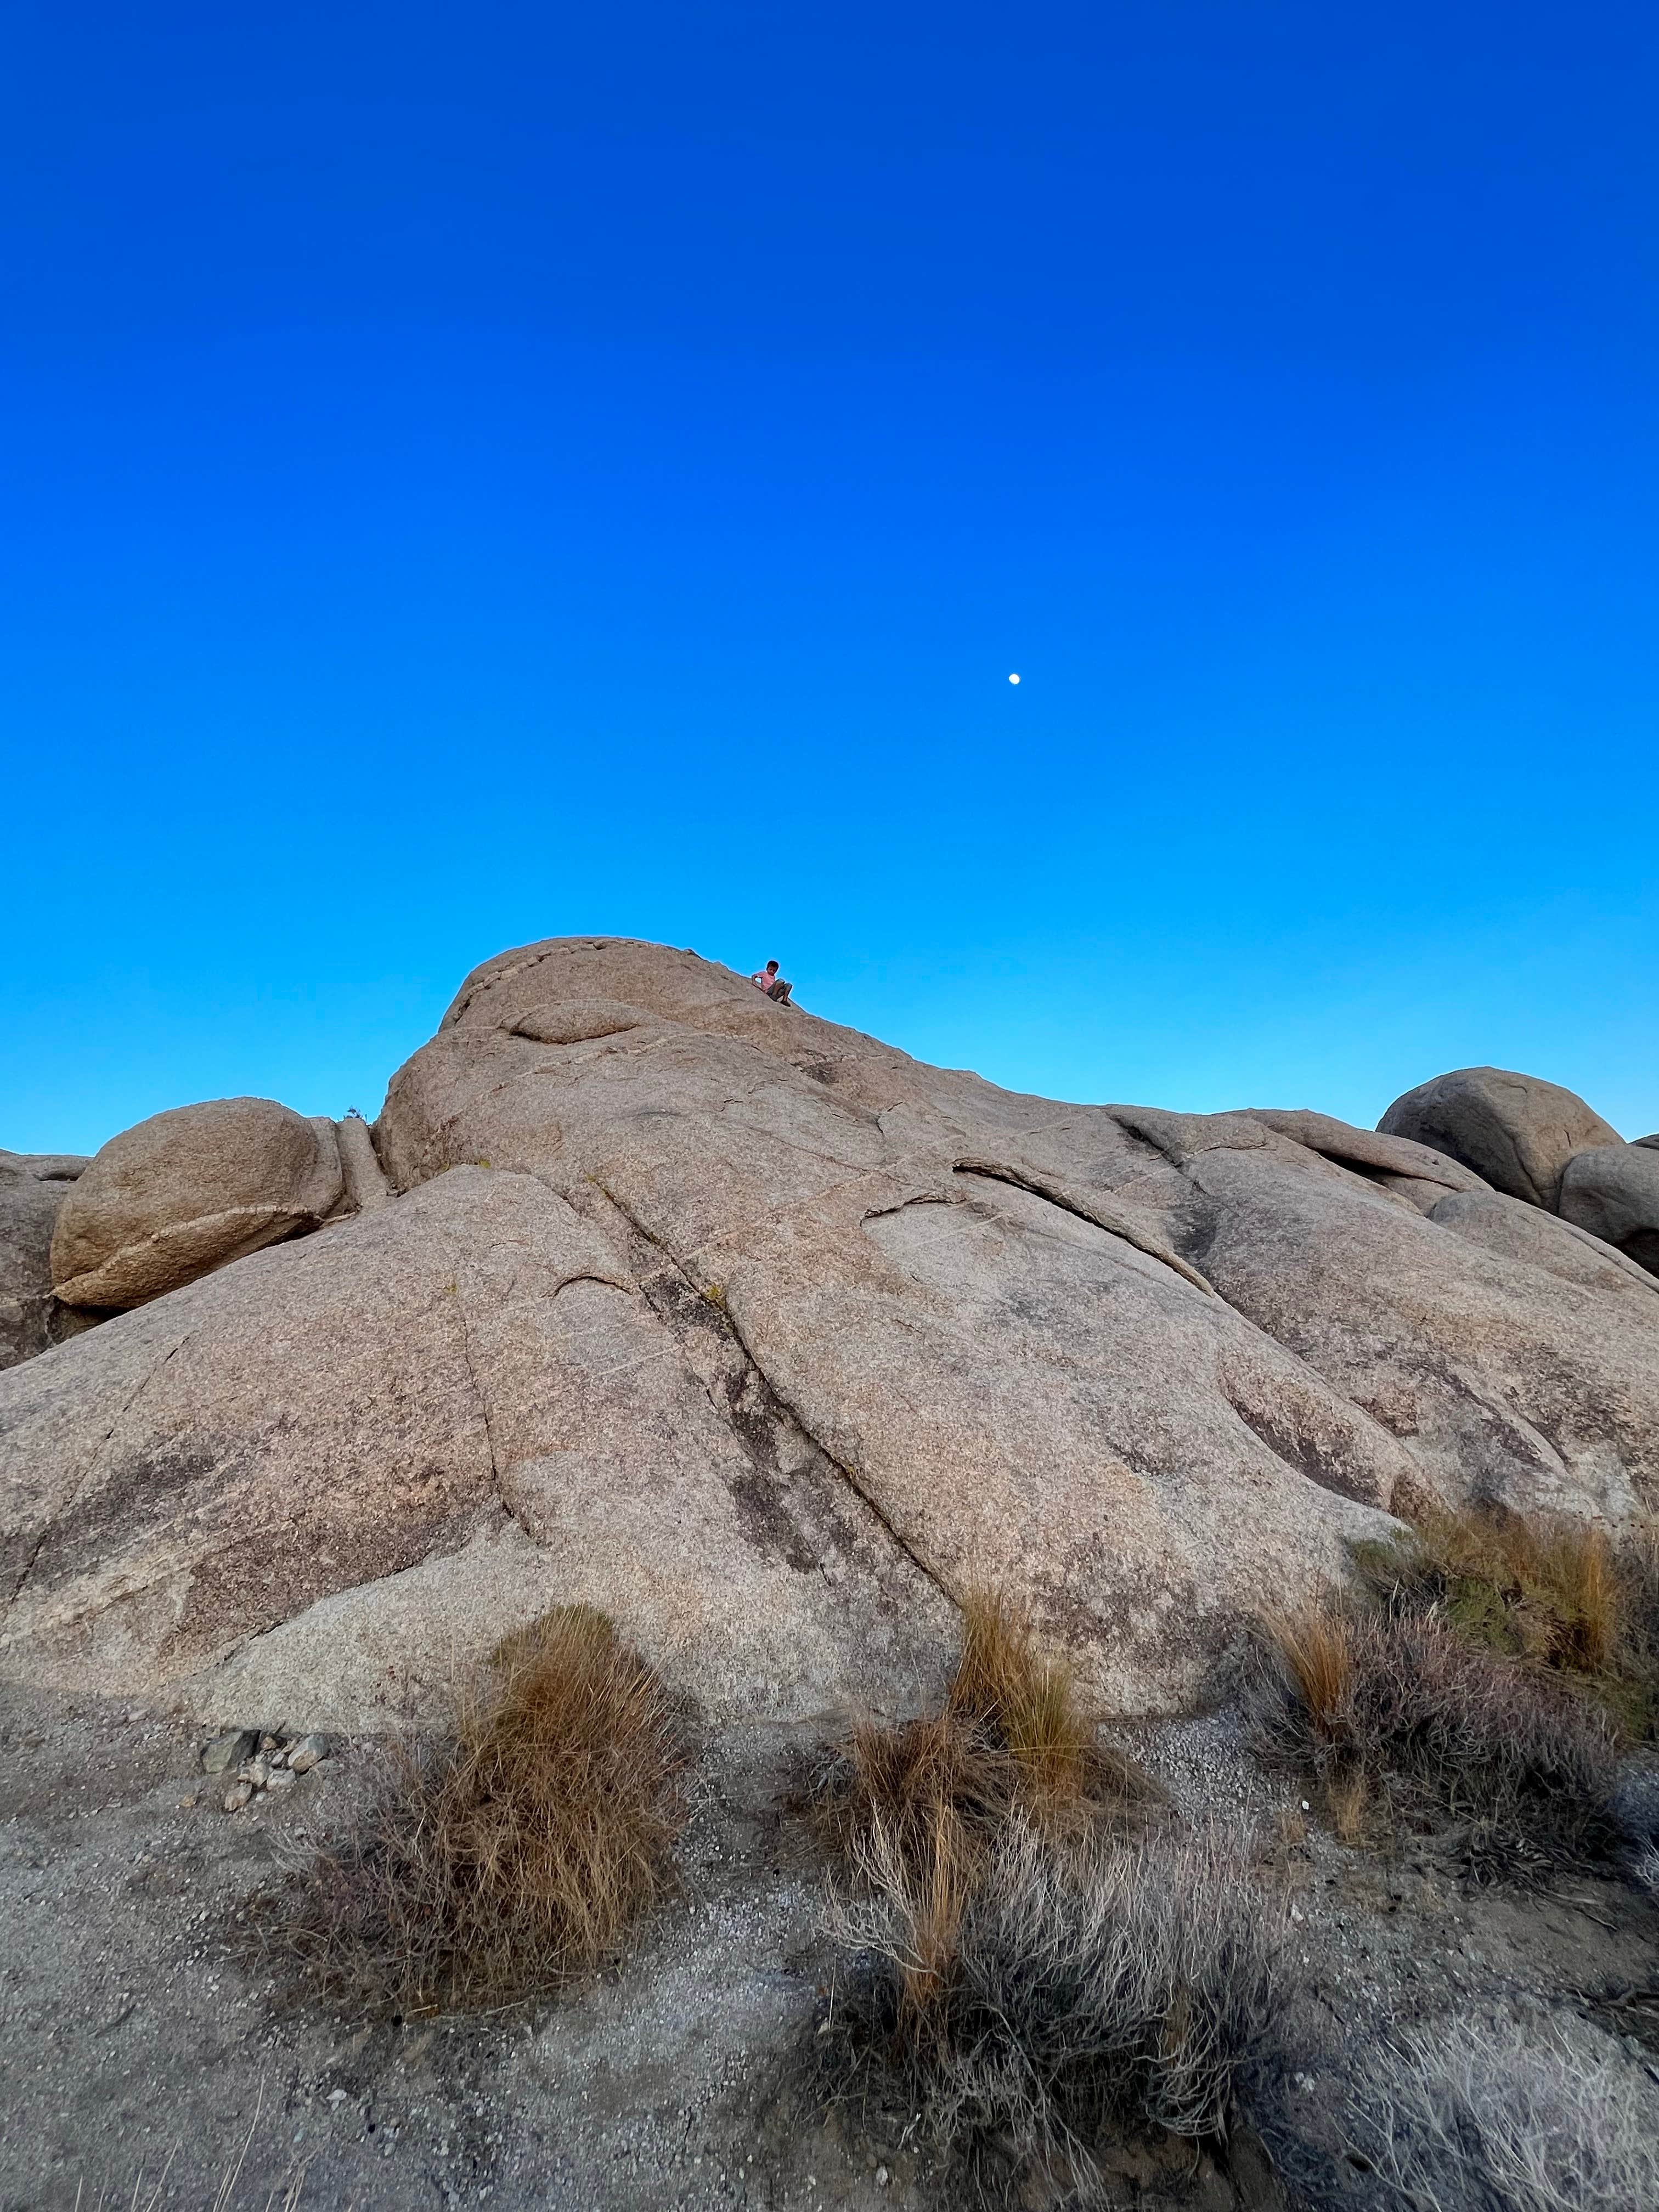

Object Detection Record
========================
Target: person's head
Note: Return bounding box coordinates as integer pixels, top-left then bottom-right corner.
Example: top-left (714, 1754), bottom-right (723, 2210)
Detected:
top-left (765, 960), bottom-right (779, 974)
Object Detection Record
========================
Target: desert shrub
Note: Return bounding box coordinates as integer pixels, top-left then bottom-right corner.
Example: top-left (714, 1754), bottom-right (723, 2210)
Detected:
top-left (1344, 2012), bottom-right (1659, 2212)
top-left (822, 1586), bottom-right (1158, 1869)
top-left (815, 1591), bottom-right (1159, 2041)
top-left (1249, 1602), bottom-right (1623, 1874)
top-left (247, 1606), bottom-right (687, 2014)
top-left (825, 1818), bottom-right (1286, 2199)
top-left (1356, 1503), bottom-right (1659, 1742)
top-left (813, 1591), bottom-right (1285, 2200)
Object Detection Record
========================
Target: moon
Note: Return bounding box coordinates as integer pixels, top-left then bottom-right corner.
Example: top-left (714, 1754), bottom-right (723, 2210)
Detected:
top-left (1008, 672), bottom-right (1021, 685)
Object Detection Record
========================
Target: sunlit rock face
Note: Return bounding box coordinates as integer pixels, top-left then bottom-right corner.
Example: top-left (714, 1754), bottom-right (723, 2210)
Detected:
top-left (49, 1098), bottom-right (347, 1312)
top-left (3, 938), bottom-right (1656, 1728)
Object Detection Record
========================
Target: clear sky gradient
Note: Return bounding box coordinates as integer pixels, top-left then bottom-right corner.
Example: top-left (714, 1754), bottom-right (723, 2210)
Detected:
top-left (3, 3), bottom-right (1655, 1154)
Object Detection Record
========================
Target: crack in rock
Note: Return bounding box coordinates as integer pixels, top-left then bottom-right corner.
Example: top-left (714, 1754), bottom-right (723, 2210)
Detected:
top-left (582, 1180), bottom-right (958, 1611)
top-left (444, 1266), bottom-right (531, 1544)
top-left (952, 1158), bottom-right (1218, 1299)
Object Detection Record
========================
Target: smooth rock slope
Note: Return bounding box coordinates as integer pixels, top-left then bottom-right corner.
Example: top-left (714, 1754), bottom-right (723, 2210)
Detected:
top-left (3, 938), bottom-right (1657, 1727)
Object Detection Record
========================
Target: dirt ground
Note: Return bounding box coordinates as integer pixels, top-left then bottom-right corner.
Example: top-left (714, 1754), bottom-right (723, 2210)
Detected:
top-left (3, 1685), bottom-right (1658, 2212)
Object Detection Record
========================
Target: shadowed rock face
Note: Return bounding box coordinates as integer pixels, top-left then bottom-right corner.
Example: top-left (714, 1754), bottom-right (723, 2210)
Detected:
top-left (3, 938), bottom-right (1658, 1728)
top-left (0, 1153), bottom-right (94, 1373)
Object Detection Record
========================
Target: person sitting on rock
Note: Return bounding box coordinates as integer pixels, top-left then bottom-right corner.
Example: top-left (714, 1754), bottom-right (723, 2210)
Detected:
top-left (749, 960), bottom-right (793, 1005)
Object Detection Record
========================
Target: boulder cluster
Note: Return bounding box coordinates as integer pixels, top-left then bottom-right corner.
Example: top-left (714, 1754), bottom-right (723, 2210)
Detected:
top-left (1, 939), bottom-right (1654, 1731)
top-left (1380, 1066), bottom-right (1659, 1278)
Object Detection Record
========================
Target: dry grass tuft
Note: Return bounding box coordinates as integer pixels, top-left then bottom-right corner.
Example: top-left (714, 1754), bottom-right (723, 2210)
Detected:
top-left (810, 1589), bottom-right (1292, 2200)
top-left (1324, 1766), bottom-right (1370, 1846)
top-left (1271, 1609), bottom-right (1355, 1746)
top-left (825, 1818), bottom-right (1287, 2198)
top-left (825, 1584), bottom-right (1157, 1869)
top-left (246, 1606), bottom-right (687, 2015)
top-left (817, 1590), bottom-right (1158, 2042)
top-left (946, 1586), bottom-right (1103, 1809)
top-left (1254, 1502), bottom-right (1659, 1872)
top-left (1356, 1503), bottom-right (1659, 1740)
top-left (1250, 1601), bottom-right (1622, 1875)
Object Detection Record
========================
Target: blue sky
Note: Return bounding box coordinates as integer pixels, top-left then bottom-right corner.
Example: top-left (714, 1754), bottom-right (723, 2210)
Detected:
top-left (3, 2), bottom-right (1655, 1154)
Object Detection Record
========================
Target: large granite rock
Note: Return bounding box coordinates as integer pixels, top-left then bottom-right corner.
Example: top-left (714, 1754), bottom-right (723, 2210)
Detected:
top-left (2, 1169), bottom-right (950, 1727)
top-left (4, 940), bottom-right (1657, 1726)
top-left (1559, 1145), bottom-right (1659, 1278)
top-left (50, 1099), bottom-right (346, 1311)
top-left (1, 1153), bottom-right (94, 1372)
top-left (1379, 1066), bottom-right (1623, 1210)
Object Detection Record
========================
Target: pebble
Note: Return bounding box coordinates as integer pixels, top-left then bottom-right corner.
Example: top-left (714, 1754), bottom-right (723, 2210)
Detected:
top-left (287, 1735), bottom-right (330, 1774)
top-left (267, 1768), bottom-right (296, 1793)
top-left (238, 1758), bottom-right (271, 1790)
top-left (223, 1781), bottom-right (253, 1813)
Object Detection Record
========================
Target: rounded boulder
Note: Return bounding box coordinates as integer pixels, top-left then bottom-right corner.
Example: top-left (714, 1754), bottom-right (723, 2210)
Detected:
top-left (1378, 1066), bottom-right (1622, 1211)
top-left (51, 1098), bottom-right (345, 1311)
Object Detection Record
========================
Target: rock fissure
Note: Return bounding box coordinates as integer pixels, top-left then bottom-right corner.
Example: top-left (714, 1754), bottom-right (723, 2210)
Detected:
top-left (1105, 1109), bottom-right (1190, 1169)
top-left (713, 1296), bottom-right (960, 1615)
top-left (443, 946), bottom-right (557, 1028)
top-left (587, 1179), bottom-right (958, 1612)
top-left (860, 1190), bottom-right (958, 1223)
top-left (952, 1158), bottom-right (1218, 1300)
top-left (444, 1269), bottom-right (532, 1544)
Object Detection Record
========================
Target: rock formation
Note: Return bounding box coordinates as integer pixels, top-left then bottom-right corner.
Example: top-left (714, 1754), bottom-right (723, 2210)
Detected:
top-left (1380, 1065), bottom-right (1659, 1279)
top-left (2, 940), bottom-right (1656, 1731)
top-left (50, 1098), bottom-right (348, 1311)
top-left (0, 1152), bottom-right (94, 1371)
top-left (1559, 1145), bottom-right (1659, 1278)
top-left (1379, 1066), bottom-right (1623, 1211)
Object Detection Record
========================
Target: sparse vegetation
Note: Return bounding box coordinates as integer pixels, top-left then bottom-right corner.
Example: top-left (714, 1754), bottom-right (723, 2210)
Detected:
top-left (825, 1818), bottom-right (1286, 2200)
top-left (1250, 1599), bottom-right (1622, 1874)
top-left (1355, 1502), bottom-right (1659, 1741)
top-left (1343, 2012), bottom-right (1659, 2212)
top-left (1249, 1502), bottom-right (1659, 1874)
top-left (246, 1606), bottom-right (687, 2015)
top-left (813, 1589), bottom-right (1286, 2202)
top-left (822, 1587), bottom-right (1155, 1860)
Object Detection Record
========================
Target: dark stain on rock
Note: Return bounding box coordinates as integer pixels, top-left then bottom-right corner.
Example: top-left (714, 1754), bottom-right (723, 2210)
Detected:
top-left (1228, 1398), bottom-right (1381, 1507)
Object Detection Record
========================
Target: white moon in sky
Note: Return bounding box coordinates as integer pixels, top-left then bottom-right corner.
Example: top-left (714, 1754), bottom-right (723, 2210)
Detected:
top-left (1008, 672), bottom-right (1021, 685)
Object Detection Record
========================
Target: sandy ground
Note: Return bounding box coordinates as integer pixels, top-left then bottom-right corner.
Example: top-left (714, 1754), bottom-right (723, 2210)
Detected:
top-left (3, 1685), bottom-right (1658, 2212)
